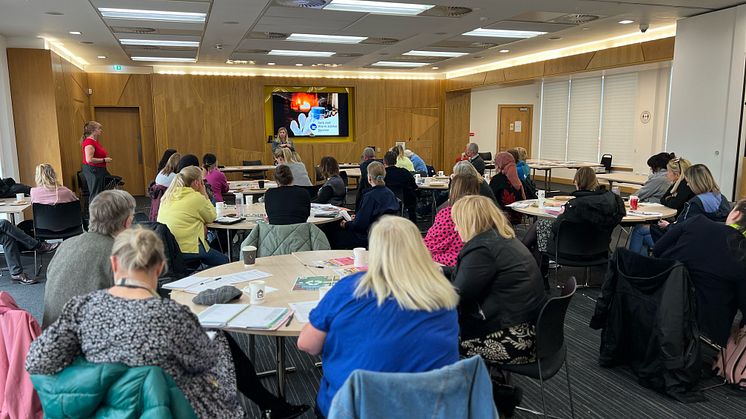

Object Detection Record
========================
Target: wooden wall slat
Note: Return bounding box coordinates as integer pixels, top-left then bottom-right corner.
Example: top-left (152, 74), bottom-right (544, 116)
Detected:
top-left (544, 52), bottom-right (596, 76)
top-left (587, 44), bottom-right (645, 70)
top-left (442, 91), bottom-right (471, 173)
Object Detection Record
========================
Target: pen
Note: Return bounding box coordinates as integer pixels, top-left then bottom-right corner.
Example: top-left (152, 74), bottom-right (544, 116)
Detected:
top-left (197, 277), bottom-right (221, 286)
top-left (284, 313), bottom-right (294, 327)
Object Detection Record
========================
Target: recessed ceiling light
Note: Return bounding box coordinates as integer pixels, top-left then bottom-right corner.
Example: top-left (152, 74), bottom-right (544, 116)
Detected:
top-left (371, 61), bottom-right (428, 67)
top-left (581, 27), bottom-right (590, 31)
top-left (97, 55), bottom-right (107, 59)
top-left (223, 21), bottom-right (240, 25)
top-left (618, 20), bottom-right (634, 24)
top-left (45, 12), bottom-right (64, 16)
top-left (98, 8), bottom-right (206, 23)
top-left (431, 66), bottom-right (439, 69)
top-left (499, 49), bottom-right (510, 53)
top-left (403, 50), bottom-right (468, 58)
top-left (324, 0), bottom-right (434, 16)
top-left (287, 33), bottom-right (367, 44)
top-left (549, 36), bottom-right (561, 40)
top-left (130, 56), bottom-right (197, 62)
top-left (463, 28), bottom-right (547, 38)
top-left (296, 63), bottom-right (304, 66)
top-left (119, 39), bottom-right (200, 47)
top-left (268, 49), bottom-right (335, 57)
top-left (69, 31), bottom-right (82, 35)
top-left (267, 62), bottom-right (276, 66)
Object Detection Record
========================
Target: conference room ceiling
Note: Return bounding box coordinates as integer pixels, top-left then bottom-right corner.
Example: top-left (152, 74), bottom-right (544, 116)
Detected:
top-left (0, 0), bottom-right (741, 72)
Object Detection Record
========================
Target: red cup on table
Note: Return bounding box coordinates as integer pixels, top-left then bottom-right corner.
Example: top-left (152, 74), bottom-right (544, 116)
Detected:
top-left (629, 195), bottom-right (639, 210)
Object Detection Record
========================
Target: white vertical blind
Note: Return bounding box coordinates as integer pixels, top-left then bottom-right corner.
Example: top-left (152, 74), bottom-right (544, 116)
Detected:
top-left (600, 73), bottom-right (638, 166)
top-left (567, 77), bottom-right (602, 162)
top-left (539, 81), bottom-right (569, 160)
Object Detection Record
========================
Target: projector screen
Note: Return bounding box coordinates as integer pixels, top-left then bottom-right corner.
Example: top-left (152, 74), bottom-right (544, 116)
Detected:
top-left (265, 87), bottom-right (353, 142)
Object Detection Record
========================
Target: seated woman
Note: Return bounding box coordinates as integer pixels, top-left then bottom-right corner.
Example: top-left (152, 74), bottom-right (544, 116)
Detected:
top-left (313, 156), bottom-right (346, 206)
top-left (332, 162), bottom-right (399, 249)
top-left (298, 216), bottom-right (459, 418)
top-left (31, 163), bottom-right (78, 205)
top-left (203, 153), bottom-right (229, 202)
top-left (628, 152), bottom-right (675, 254)
top-left (274, 148), bottom-right (312, 187)
top-left (264, 165), bottom-right (311, 225)
top-left (660, 157), bottom-right (694, 211)
top-left (514, 147), bottom-right (530, 182)
top-left (452, 160), bottom-right (496, 203)
top-left (27, 228), bottom-right (308, 419)
top-left (657, 164), bottom-right (732, 234)
top-left (157, 166), bottom-right (228, 267)
top-left (391, 144), bottom-right (415, 172)
top-left (155, 152), bottom-right (181, 187)
top-left (489, 152), bottom-right (526, 225)
top-left (424, 174), bottom-right (480, 266)
top-left (653, 199), bottom-right (746, 346)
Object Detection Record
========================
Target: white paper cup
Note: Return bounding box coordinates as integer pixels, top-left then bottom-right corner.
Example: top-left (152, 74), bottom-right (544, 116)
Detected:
top-left (246, 195), bottom-right (254, 205)
top-left (249, 280), bottom-right (265, 305)
top-left (353, 247), bottom-right (368, 267)
top-left (15, 193), bottom-right (24, 202)
top-left (437, 171), bottom-right (444, 177)
top-left (242, 245), bottom-right (257, 266)
top-left (319, 285), bottom-right (332, 301)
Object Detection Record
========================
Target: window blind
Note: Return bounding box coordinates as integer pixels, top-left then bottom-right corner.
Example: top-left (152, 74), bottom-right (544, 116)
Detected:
top-left (539, 81), bottom-right (569, 160)
top-left (567, 77), bottom-right (602, 162)
top-left (600, 73), bottom-right (638, 167)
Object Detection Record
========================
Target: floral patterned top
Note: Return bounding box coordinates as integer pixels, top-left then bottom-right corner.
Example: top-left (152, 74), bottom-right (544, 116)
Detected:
top-left (26, 291), bottom-right (244, 418)
top-left (424, 205), bottom-right (463, 266)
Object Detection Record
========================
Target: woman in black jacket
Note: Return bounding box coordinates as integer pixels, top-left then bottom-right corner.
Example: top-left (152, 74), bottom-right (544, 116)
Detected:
top-left (450, 195), bottom-right (547, 364)
top-left (313, 156), bottom-right (347, 206)
top-left (264, 165), bottom-right (310, 225)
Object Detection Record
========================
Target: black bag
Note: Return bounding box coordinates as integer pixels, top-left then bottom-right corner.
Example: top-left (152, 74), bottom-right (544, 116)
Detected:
top-left (521, 177), bottom-right (538, 200)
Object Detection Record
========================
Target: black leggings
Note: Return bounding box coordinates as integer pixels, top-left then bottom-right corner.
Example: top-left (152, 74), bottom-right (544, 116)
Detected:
top-left (225, 333), bottom-right (288, 412)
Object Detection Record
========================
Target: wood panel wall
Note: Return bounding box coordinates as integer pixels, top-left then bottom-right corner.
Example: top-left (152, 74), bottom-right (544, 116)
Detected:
top-left (6, 49), bottom-right (64, 186)
top-left (442, 91), bottom-right (471, 173)
top-left (445, 37), bottom-right (675, 92)
top-left (51, 52), bottom-right (91, 189)
top-left (87, 74), bottom-right (155, 192)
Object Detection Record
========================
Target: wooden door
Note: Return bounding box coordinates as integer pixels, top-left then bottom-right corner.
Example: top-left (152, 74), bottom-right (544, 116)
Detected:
top-left (497, 105), bottom-right (533, 156)
top-left (94, 107), bottom-right (145, 196)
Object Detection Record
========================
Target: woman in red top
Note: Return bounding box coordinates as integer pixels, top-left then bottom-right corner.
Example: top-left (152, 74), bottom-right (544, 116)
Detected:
top-left (80, 121), bottom-right (112, 201)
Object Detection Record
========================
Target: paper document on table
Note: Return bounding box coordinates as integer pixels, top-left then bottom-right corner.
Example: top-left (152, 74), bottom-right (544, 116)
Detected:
top-left (627, 210), bottom-right (663, 217)
top-left (506, 201), bottom-right (531, 209)
top-left (220, 270), bottom-right (272, 283)
top-left (184, 277), bottom-right (241, 294)
top-left (198, 304), bottom-right (250, 328)
top-left (162, 275), bottom-right (212, 290)
top-left (227, 306), bottom-right (291, 330)
top-left (288, 300), bottom-right (319, 323)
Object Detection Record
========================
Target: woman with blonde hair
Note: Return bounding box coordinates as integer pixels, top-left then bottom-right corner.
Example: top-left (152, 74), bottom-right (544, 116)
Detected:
top-left (392, 143), bottom-right (414, 172)
top-left (157, 166), bottom-right (227, 267)
top-left (272, 126), bottom-right (294, 153)
top-left (274, 148), bottom-right (312, 186)
top-left (155, 152), bottom-right (181, 187)
top-left (661, 157), bottom-right (694, 211)
top-left (28, 227), bottom-right (309, 418)
top-left (80, 120), bottom-right (113, 201)
top-left (514, 147), bottom-right (530, 181)
top-left (298, 216), bottom-right (460, 418)
top-left (30, 163), bottom-right (77, 205)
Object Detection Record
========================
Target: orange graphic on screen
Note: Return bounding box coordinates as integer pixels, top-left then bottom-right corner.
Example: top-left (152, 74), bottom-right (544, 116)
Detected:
top-left (290, 93), bottom-right (319, 112)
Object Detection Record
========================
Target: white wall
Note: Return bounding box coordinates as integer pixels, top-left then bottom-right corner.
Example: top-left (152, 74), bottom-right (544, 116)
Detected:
top-left (0, 34), bottom-right (19, 180)
top-left (667, 5), bottom-right (746, 200)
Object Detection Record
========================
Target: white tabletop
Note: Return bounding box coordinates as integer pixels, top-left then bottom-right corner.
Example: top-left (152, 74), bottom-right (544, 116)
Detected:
top-left (596, 173), bottom-right (648, 186)
top-left (0, 197), bottom-right (31, 215)
top-left (207, 202), bottom-right (342, 230)
top-left (509, 197), bottom-right (677, 223)
top-left (220, 165), bottom-right (276, 173)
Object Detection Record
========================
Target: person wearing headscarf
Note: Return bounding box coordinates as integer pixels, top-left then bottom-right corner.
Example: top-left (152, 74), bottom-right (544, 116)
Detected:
top-left (489, 152), bottom-right (525, 224)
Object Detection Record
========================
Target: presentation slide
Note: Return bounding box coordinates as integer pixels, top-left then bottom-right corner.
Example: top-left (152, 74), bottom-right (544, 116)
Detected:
top-left (272, 92), bottom-right (349, 137)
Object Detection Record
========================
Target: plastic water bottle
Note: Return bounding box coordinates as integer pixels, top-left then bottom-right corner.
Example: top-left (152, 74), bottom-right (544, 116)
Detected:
top-left (235, 192), bottom-right (244, 217)
top-left (537, 190), bottom-right (545, 208)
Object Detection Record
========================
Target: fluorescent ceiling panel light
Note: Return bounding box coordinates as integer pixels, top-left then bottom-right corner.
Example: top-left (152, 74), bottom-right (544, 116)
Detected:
top-left (325, 0), bottom-right (434, 16)
top-left (618, 20), bottom-right (635, 24)
top-left (120, 39), bottom-right (200, 47)
top-left (404, 50), bottom-right (468, 58)
top-left (131, 56), bottom-right (197, 62)
top-left (69, 31), bottom-right (82, 35)
top-left (98, 8), bottom-right (206, 23)
top-left (97, 55), bottom-right (107, 59)
top-left (462, 28), bottom-right (547, 38)
top-left (499, 49), bottom-right (510, 53)
top-left (287, 33), bottom-right (367, 44)
top-left (371, 61), bottom-right (428, 67)
top-left (268, 49), bottom-right (335, 57)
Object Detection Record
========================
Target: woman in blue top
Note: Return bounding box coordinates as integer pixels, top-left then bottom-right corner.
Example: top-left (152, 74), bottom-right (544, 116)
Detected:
top-left (298, 216), bottom-right (460, 418)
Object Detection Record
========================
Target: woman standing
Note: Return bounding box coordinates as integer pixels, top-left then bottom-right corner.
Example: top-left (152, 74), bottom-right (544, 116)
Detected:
top-left (298, 216), bottom-right (460, 418)
top-left (203, 153), bottom-right (229, 202)
top-left (271, 127), bottom-right (294, 153)
top-left (80, 121), bottom-right (112, 201)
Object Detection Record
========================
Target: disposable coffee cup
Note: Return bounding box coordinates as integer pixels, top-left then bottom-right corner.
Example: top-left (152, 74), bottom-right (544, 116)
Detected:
top-left (246, 195), bottom-right (254, 205)
top-left (319, 285), bottom-right (332, 301)
top-left (630, 195), bottom-right (639, 210)
top-left (258, 180), bottom-right (265, 189)
top-left (353, 247), bottom-right (368, 267)
top-left (216, 202), bottom-right (224, 217)
top-left (15, 193), bottom-right (24, 202)
top-left (242, 245), bottom-right (257, 266)
top-left (249, 280), bottom-right (266, 305)
top-left (437, 170), bottom-right (445, 177)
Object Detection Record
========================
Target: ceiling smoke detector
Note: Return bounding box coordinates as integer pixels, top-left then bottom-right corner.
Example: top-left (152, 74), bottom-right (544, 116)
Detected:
top-left (420, 6), bottom-right (473, 18)
top-left (275, 0), bottom-right (331, 8)
top-left (247, 32), bottom-right (289, 40)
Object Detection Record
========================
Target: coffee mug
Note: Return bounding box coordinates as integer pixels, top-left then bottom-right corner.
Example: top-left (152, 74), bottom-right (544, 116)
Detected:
top-left (249, 281), bottom-right (265, 305)
top-left (258, 180), bottom-right (265, 189)
top-left (15, 193), bottom-right (24, 202)
top-left (353, 247), bottom-right (368, 267)
top-left (242, 245), bottom-right (257, 266)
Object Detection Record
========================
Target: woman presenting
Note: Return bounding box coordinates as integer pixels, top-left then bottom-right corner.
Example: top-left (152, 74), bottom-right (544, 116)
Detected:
top-left (80, 120), bottom-right (112, 201)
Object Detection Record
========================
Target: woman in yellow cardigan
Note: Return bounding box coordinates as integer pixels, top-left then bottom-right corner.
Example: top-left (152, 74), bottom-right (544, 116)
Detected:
top-left (157, 166), bottom-right (228, 267)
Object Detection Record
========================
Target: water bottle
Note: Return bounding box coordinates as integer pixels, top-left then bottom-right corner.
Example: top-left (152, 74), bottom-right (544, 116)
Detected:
top-left (537, 190), bottom-right (545, 208)
top-left (235, 192), bottom-right (244, 217)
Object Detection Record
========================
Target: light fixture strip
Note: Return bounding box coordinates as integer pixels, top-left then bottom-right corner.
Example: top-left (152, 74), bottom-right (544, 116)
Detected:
top-left (98, 8), bottom-right (206, 23)
top-left (286, 33), bottom-right (367, 44)
top-left (403, 50), bottom-right (468, 58)
top-left (131, 56), bottom-right (197, 62)
top-left (324, 0), bottom-right (434, 16)
top-left (119, 39), bottom-right (200, 47)
top-left (462, 28), bottom-right (547, 39)
top-left (371, 61), bottom-right (429, 67)
top-left (267, 49), bottom-right (335, 57)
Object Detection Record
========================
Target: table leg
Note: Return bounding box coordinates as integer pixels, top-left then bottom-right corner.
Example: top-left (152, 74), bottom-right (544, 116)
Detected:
top-left (226, 230), bottom-right (231, 261)
top-left (276, 336), bottom-right (286, 398)
top-left (431, 190), bottom-right (437, 217)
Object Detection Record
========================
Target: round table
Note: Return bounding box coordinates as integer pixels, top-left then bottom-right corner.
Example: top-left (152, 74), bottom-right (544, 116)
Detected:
top-left (417, 176), bottom-right (449, 214)
top-left (227, 180), bottom-right (278, 196)
top-left (170, 250), bottom-right (354, 398)
top-left (509, 197), bottom-right (677, 223)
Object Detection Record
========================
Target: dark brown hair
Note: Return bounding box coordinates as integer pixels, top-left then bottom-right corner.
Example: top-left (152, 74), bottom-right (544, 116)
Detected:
top-left (383, 151), bottom-right (397, 166)
top-left (448, 174), bottom-right (480, 206)
top-left (319, 156), bottom-right (340, 179)
top-left (574, 167), bottom-right (599, 191)
top-left (275, 164), bottom-right (294, 186)
top-left (506, 149), bottom-right (519, 163)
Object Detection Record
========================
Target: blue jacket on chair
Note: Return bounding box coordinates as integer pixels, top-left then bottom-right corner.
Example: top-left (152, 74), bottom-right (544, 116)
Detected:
top-left (327, 356), bottom-right (498, 419)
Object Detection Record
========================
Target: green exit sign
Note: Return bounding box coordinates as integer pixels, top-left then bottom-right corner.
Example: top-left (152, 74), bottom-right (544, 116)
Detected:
top-left (112, 65), bottom-right (123, 71)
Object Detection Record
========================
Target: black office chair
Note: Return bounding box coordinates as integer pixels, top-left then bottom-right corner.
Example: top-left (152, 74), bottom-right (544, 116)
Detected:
top-left (300, 185), bottom-right (321, 200)
top-left (242, 160), bottom-right (265, 180)
top-left (502, 276), bottom-right (577, 419)
top-left (479, 152), bottom-right (493, 162)
top-left (545, 219), bottom-right (613, 288)
top-left (31, 201), bottom-right (84, 273)
top-left (600, 154), bottom-right (613, 173)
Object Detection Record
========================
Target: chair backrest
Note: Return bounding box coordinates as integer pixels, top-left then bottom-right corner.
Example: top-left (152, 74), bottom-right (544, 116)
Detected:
top-left (479, 152), bottom-right (492, 162)
top-left (242, 160), bottom-right (264, 180)
top-left (32, 202), bottom-right (84, 240)
top-left (551, 219), bottom-right (613, 262)
top-left (425, 165), bottom-right (436, 177)
top-left (76, 171), bottom-right (89, 197)
top-left (600, 154), bottom-right (613, 172)
top-left (339, 171), bottom-right (349, 187)
top-left (535, 276), bottom-right (577, 359)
